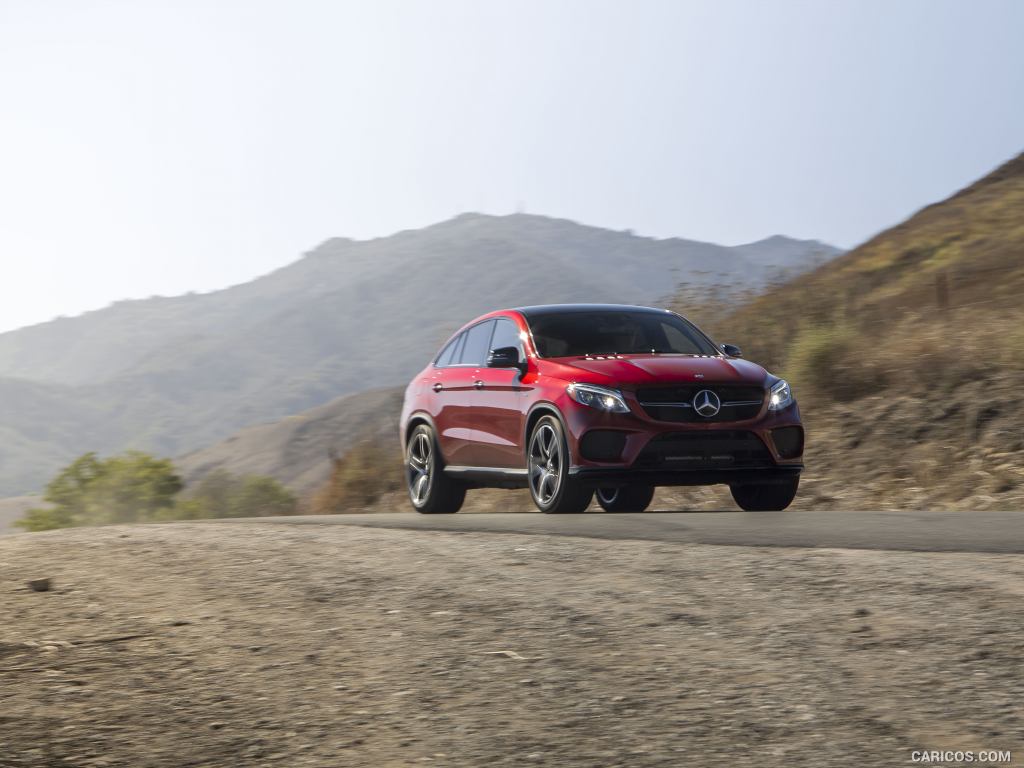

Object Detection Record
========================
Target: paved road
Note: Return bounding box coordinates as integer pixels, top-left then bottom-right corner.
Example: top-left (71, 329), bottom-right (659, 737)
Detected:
top-left (222, 510), bottom-right (1024, 554)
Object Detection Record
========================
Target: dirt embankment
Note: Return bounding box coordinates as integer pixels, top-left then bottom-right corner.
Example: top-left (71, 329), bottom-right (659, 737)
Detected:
top-left (1, 524), bottom-right (1022, 767)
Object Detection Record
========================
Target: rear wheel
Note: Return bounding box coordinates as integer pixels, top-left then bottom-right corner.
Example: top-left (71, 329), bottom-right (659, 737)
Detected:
top-left (527, 416), bottom-right (593, 514)
top-left (730, 477), bottom-right (799, 511)
top-left (406, 424), bottom-right (465, 514)
top-left (596, 485), bottom-right (655, 512)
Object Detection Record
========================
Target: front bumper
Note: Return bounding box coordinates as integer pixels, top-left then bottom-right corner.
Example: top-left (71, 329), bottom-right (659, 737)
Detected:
top-left (560, 390), bottom-right (805, 484)
top-left (569, 464), bottom-right (802, 488)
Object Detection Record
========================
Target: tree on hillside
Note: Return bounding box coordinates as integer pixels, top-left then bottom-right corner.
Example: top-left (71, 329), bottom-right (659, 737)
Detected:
top-left (15, 454), bottom-right (296, 531)
top-left (16, 451), bottom-right (182, 531)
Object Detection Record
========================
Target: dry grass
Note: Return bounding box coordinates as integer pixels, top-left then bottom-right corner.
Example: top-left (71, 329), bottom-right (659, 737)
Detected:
top-left (310, 437), bottom-right (404, 513)
top-left (710, 152), bottom-right (1024, 374)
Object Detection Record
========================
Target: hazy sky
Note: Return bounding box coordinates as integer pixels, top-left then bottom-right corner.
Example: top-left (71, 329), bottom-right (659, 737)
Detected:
top-left (1, 1), bottom-right (1022, 333)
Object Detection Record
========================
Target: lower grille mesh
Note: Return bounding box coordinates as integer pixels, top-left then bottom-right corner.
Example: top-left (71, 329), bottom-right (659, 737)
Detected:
top-left (635, 431), bottom-right (773, 469)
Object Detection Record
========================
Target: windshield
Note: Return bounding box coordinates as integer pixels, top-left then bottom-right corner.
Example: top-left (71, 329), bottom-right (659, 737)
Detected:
top-left (526, 310), bottom-right (718, 358)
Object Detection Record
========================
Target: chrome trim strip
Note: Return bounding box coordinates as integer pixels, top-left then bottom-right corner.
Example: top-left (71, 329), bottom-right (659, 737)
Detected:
top-left (637, 400), bottom-right (763, 409)
top-left (444, 466), bottom-right (529, 477)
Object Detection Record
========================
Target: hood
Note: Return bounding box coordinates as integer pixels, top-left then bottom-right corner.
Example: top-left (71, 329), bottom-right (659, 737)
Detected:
top-left (546, 354), bottom-right (769, 388)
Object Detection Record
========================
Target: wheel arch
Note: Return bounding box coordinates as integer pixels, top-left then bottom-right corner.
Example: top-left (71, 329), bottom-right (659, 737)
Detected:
top-left (524, 403), bottom-right (569, 456)
top-left (403, 412), bottom-right (439, 453)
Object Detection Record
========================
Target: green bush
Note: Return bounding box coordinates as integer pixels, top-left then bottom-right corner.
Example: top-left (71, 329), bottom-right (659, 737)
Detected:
top-left (784, 323), bottom-right (872, 402)
top-left (15, 453), bottom-right (296, 531)
top-left (16, 451), bottom-right (182, 531)
top-left (181, 470), bottom-right (297, 519)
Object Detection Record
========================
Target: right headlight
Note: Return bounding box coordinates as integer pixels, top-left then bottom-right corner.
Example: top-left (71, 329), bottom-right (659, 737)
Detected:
top-left (768, 379), bottom-right (793, 411)
top-left (566, 383), bottom-right (630, 413)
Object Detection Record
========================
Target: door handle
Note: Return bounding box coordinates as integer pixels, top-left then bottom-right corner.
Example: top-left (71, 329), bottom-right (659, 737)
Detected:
top-left (432, 383), bottom-right (443, 393)
top-left (474, 380), bottom-right (484, 390)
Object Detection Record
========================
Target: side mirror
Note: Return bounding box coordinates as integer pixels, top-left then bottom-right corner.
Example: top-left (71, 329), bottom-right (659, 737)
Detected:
top-left (721, 343), bottom-right (742, 358)
top-left (487, 346), bottom-right (525, 372)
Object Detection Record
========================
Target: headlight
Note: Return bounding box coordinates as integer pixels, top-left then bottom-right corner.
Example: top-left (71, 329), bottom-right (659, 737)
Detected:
top-left (768, 379), bottom-right (793, 411)
top-left (566, 383), bottom-right (630, 413)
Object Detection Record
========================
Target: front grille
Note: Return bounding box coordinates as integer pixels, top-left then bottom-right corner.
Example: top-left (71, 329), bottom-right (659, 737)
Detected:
top-left (635, 431), bottom-right (773, 469)
top-left (636, 385), bottom-right (764, 423)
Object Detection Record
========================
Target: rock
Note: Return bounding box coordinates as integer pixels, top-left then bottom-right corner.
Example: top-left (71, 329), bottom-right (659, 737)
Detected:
top-left (28, 578), bottom-right (51, 592)
top-left (481, 650), bottom-right (528, 660)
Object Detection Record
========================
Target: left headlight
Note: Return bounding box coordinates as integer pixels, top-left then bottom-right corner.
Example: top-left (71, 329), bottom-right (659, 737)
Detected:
top-left (768, 379), bottom-right (793, 411)
top-left (566, 383), bottom-right (630, 413)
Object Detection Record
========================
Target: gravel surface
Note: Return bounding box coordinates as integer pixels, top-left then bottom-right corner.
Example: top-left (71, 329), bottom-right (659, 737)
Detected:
top-left (1, 523), bottom-right (1022, 767)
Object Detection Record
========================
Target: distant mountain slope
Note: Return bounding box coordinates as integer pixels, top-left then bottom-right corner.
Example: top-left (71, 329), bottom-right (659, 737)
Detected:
top-left (176, 388), bottom-right (402, 495)
top-left (0, 213), bottom-right (838, 494)
top-left (0, 214), bottom-right (837, 387)
top-left (0, 496), bottom-right (40, 535)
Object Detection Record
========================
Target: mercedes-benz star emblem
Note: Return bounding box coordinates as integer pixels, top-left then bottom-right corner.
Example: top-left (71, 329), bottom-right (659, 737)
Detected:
top-left (693, 389), bottom-right (721, 417)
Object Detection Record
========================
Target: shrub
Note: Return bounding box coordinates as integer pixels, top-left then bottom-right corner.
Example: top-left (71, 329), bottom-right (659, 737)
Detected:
top-left (784, 323), bottom-right (872, 402)
top-left (15, 453), bottom-right (296, 530)
top-left (15, 451), bottom-right (183, 531)
top-left (182, 470), bottom-right (297, 519)
top-left (312, 437), bottom-right (403, 513)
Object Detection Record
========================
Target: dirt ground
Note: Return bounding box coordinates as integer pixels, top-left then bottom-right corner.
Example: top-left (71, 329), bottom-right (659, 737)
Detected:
top-left (1, 523), bottom-right (1022, 768)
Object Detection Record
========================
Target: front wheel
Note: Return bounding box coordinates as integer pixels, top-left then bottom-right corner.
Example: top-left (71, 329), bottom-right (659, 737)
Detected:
top-left (730, 477), bottom-right (799, 511)
top-left (527, 416), bottom-right (593, 514)
top-left (596, 486), bottom-right (655, 512)
top-left (406, 424), bottom-right (465, 513)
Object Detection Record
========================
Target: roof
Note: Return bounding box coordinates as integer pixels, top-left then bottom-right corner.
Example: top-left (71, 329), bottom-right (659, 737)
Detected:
top-left (513, 303), bottom-right (670, 318)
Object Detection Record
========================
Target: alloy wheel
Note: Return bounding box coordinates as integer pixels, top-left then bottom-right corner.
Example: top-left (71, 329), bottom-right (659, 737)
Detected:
top-left (406, 431), bottom-right (433, 506)
top-left (529, 423), bottom-right (562, 505)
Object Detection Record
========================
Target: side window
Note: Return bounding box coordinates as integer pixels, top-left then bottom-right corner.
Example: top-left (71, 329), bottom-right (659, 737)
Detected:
top-left (489, 318), bottom-right (523, 356)
top-left (458, 320), bottom-right (495, 366)
top-left (435, 333), bottom-right (463, 367)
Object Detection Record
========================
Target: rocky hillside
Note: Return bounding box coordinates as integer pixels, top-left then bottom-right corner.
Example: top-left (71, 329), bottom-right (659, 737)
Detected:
top-left (705, 151), bottom-right (1024, 373)
top-left (703, 151), bottom-right (1024, 511)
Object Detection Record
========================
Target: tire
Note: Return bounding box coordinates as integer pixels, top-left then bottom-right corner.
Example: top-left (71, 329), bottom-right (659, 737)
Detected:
top-left (527, 416), bottom-right (593, 514)
top-left (596, 485), bottom-right (655, 512)
top-left (405, 424), bottom-right (466, 514)
top-left (730, 477), bottom-right (799, 511)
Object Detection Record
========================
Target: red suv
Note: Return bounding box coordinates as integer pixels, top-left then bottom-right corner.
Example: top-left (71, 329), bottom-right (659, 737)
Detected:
top-left (400, 304), bottom-right (803, 514)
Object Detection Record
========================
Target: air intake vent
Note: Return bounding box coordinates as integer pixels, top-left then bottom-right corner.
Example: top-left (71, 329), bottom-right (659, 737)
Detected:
top-left (635, 431), bottom-right (772, 468)
top-left (579, 430), bottom-right (627, 462)
top-left (770, 426), bottom-right (804, 459)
